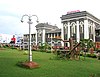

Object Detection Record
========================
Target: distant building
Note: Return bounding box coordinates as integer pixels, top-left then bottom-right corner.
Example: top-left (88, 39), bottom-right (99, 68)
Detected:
top-left (36, 23), bottom-right (61, 46)
top-left (23, 23), bottom-right (61, 49)
top-left (23, 33), bottom-right (36, 49)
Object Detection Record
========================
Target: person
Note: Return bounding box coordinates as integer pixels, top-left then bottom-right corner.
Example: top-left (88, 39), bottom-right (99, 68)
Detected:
top-left (10, 35), bottom-right (16, 46)
top-left (10, 35), bottom-right (16, 48)
top-left (10, 35), bottom-right (16, 44)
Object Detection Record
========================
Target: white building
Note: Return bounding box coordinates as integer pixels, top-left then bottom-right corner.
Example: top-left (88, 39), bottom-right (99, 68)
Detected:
top-left (23, 11), bottom-right (100, 49)
top-left (61, 11), bottom-right (100, 46)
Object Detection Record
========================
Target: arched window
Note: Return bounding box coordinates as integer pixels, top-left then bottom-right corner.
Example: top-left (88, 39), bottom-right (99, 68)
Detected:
top-left (63, 23), bottom-right (68, 40)
top-left (79, 21), bottom-right (84, 33)
top-left (70, 22), bottom-right (76, 40)
top-left (88, 21), bottom-right (93, 40)
top-left (79, 21), bottom-right (84, 39)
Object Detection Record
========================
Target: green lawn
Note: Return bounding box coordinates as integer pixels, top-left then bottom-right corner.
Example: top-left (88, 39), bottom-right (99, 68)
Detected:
top-left (0, 48), bottom-right (100, 77)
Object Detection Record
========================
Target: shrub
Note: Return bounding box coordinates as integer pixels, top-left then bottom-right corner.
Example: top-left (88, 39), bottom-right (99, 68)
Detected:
top-left (86, 53), bottom-right (96, 58)
top-left (46, 50), bottom-right (51, 53)
top-left (23, 51), bottom-right (28, 55)
top-left (96, 52), bottom-right (100, 60)
top-left (90, 54), bottom-right (97, 58)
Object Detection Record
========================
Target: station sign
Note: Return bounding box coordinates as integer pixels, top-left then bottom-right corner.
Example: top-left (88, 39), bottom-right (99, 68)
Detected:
top-left (67, 10), bottom-right (80, 14)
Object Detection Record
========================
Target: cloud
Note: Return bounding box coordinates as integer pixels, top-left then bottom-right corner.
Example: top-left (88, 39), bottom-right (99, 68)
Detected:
top-left (0, 0), bottom-right (100, 35)
top-left (0, 16), bottom-right (18, 34)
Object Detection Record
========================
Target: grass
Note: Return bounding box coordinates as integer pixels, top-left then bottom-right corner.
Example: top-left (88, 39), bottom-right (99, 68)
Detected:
top-left (0, 48), bottom-right (100, 77)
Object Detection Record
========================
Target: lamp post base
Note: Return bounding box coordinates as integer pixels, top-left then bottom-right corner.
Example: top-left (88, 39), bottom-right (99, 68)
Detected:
top-left (21, 61), bottom-right (39, 69)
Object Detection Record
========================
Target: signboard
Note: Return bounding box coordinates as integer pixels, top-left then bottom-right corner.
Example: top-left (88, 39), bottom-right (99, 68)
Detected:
top-left (67, 10), bottom-right (80, 14)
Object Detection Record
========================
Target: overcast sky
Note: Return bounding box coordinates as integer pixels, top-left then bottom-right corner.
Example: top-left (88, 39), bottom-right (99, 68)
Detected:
top-left (0, 0), bottom-right (100, 35)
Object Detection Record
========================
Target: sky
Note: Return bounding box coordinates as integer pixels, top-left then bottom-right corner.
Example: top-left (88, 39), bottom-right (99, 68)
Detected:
top-left (0, 0), bottom-right (100, 35)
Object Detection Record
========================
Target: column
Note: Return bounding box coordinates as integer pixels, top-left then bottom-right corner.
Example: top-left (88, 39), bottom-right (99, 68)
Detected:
top-left (68, 22), bottom-right (70, 39)
top-left (48, 34), bottom-right (49, 38)
top-left (61, 23), bottom-right (64, 47)
top-left (76, 20), bottom-right (80, 42)
top-left (50, 33), bottom-right (53, 52)
top-left (93, 22), bottom-right (95, 42)
top-left (51, 34), bottom-right (52, 39)
top-left (49, 34), bottom-right (50, 38)
top-left (54, 33), bottom-right (55, 38)
top-left (47, 34), bottom-right (49, 38)
top-left (42, 29), bottom-right (45, 43)
top-left (67, 22), bottom-right (70, 47)
top-left (57, 33), bottom-right (58, 38)
top-left (36, 30), bottom-right (38, 45)
top-left (84, 19), bottom-right (89, 39)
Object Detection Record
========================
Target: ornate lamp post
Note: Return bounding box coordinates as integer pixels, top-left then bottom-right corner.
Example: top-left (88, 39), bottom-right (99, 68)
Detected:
top-left (20, 14), bottom-right (39, 68)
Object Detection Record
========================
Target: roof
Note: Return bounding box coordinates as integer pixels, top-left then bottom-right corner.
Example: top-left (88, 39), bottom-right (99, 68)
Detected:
top-left (61, 11), bottom-right (100, 23)
top-left (46, 29), bottom-right (61, 33)
top-left (35, 23), bottom-right (59, 30)
top-left (36, 23), bottom-right (58, 28)
top-left (35, 23), bottom-right (48, 27)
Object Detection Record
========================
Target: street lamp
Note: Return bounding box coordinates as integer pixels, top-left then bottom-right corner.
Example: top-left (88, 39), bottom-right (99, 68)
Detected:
top-left (20, 14), bottom-right (39, 68)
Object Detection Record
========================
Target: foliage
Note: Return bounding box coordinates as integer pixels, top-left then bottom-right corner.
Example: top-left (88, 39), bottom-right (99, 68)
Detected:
top-left (39, 43), bottom-right (51, 52)
top-left (38, 43), bottom-right (44, 52)
top-left (3, 45), bottom-right (9, 48)
top-left (23, 51), bottom-right (29, 55)
top-left (86, 53), bottom-right (96, 58)
top-left (96, 51), bottom-right (100, 60)
top-left (80, 39), bottom-right (95, 51)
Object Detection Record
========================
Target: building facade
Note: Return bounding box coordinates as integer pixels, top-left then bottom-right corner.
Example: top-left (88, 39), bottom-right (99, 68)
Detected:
top-left (61, 11), bottom-right (100, 46)
top-left (23, 23), bottom-right (62, 49)
top-left (23, 11), bottom-right (100, 49)
top-left (23, 34), bottom-right (36, 49)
